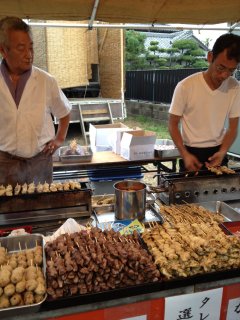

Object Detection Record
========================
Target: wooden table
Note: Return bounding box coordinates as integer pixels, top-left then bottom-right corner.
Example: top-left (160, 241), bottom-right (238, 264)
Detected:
top-left (53, 151), bottom-right (178, 184)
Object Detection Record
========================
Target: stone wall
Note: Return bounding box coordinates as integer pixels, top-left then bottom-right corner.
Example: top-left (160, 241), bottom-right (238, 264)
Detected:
top-left (125, 100), bottom-right (170, 124)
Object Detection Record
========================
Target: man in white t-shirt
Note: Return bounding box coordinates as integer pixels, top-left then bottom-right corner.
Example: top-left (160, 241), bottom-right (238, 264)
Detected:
top-left (169, 33), bottom-right (240, 172)
top-left (0, 17), bottom-right (72, 185)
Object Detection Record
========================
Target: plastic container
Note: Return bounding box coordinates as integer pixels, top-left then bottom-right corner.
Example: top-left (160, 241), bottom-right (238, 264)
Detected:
top-left (114, 180), bottom-right (146, 221)
top-left (154, 139), bottom-right (180, 158)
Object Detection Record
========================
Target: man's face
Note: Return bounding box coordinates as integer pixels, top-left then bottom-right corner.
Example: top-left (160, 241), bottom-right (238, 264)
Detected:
top-left (1, 29), bottom-right (33, 74)
top-left (207, 49), bottom-right (238, 89)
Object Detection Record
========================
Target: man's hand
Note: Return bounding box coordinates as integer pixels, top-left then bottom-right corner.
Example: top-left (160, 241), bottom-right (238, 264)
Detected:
top-left (183, 152), bottom-right (203, 171)
top-left (43, 138), bottom-right (63, 156)
top-left (206, 151), bottom-right (225, 167)
top-left (42, 113), bottom-right (70, 156)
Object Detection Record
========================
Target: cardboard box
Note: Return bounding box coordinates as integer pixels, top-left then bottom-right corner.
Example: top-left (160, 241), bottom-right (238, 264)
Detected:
top-left (89, 123), bottom-right (129, 152)
top-left (111, 126), bottom-right (142, 155)
top-left (111, 129), bottom-right (135, 154)
top-left (120, 130), bottom-right (156, 160)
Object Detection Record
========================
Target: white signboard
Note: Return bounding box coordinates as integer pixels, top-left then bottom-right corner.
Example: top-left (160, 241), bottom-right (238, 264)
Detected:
top-left (226, 297), bottom-right (240, 320)
top-left (165, 288), bottom-right (223, 320)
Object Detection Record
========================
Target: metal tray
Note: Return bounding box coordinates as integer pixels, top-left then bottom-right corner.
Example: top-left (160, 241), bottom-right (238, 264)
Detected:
top-left (195, 201), bottom-right (240, 222)
top-left (43, 263), bottom-right (240, 312)
top-left (0, 234), bottom-right (47, 318)
top-left (59, 146), bottom-right (93, 163)
top-left (154, 139), bottom-right (180, 158)
top-left (146, 193), bottom-right (156, 205)
top-left (220, 221), bottom-right (240, 235)
top-left (0, 183), bottom-right (92, 214)
top-left (92, 194), bottom-right (115, 214)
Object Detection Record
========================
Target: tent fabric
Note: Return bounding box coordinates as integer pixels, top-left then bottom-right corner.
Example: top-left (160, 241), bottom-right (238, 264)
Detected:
top-left (0, 0), bottom-right (239, 25)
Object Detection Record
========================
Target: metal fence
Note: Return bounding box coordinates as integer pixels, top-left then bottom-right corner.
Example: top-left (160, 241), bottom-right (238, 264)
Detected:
top-left (125, 68), bottom-right (206, 103)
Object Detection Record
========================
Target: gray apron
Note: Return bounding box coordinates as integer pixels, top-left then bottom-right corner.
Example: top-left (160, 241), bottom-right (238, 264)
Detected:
top-left (0, 151), bottom-right (53, 185)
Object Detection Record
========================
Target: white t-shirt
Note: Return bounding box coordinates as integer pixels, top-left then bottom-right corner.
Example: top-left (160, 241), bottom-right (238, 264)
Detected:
top-left (169, 72), bottom-right (240, 148)
top-left (0, 66), bottom-right (72, 158)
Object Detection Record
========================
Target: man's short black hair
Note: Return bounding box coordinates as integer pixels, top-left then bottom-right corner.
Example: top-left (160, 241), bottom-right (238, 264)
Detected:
top-left (212, 33), bottom-right (240, 62)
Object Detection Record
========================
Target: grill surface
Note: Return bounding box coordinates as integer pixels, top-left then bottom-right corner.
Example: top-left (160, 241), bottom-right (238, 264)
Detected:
top-left (158, 168), bottom-right (240, 204)
top-left (0, 183), bottom-right (93, 227)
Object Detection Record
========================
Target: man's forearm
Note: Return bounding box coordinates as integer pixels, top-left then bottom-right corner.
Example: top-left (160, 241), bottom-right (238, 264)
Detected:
top-left (55, 113), bottom-right (70, 142)
top-left (171, 132), bottom-right (188, 158)
top-left (219, 131), bottom-right (238, 155)
top-left (168, 119), bottom-right (188, 158)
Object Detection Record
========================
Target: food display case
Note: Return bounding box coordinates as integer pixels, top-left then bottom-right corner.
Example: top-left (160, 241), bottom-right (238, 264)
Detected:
top-left (1, 156), bottom-right (240, 320)
top-left (1, 199), bottom-right (240, 320)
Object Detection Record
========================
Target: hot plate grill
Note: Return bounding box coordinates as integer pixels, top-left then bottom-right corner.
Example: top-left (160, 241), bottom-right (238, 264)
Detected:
top-left (157, 168), bottom-right (240, 204)
top-left (0, 182), bottom-right (92, 232)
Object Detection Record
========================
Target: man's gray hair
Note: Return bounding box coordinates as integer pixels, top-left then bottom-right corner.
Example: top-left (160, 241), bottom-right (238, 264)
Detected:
top-left (0, 16), bottom-right (31, 46)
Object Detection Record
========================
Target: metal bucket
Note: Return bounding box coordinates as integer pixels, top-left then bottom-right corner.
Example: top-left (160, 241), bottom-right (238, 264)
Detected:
top-left (114, 180), bottom-right (146, 220)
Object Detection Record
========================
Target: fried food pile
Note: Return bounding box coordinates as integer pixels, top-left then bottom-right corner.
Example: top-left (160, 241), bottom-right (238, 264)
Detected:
top-left (0, 245), bottom-right (46, 309)
top-left (45, 227), bottom-right (161, 299)
top-left (207, 165), bottom-right (236, 175)
top-left (92, 195), bottom-right (115, 206)
top-left (142, 204), bottom-right (240, 279)
top-left (0, 180), bottom-right (81, 196)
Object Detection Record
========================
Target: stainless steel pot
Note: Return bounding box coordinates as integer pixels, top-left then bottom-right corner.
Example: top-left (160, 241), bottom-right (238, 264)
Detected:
top-left (114, 180), bottom-right (146, 220)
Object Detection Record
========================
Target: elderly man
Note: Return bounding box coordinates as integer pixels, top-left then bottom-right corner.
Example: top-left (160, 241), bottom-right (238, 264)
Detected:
top-left (0, 16), bottom-right (72, 185)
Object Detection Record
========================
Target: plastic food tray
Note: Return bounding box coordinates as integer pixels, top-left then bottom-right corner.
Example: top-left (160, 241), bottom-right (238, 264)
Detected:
top-left (59, 146), bottom-right (93, 163)
top-left (154, 139), bottom-right (180, 158)
top-left (0, 234), bottom-right (47, 318)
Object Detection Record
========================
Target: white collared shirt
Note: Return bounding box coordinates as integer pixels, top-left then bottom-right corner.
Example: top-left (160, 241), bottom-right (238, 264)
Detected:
top-left (0, 66), bottom-right (71, 158)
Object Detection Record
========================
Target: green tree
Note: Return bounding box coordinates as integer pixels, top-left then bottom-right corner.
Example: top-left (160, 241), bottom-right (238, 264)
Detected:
top-left (146, 41), bottom-right (169, 69)
top-left (125, 30), bottom-right (147, 70)
top-left (165, 47), bottom-right (179, 67)
top-left (172, 39), bottom-right (208, 68)
top-left (148, 40), bottom-right (160, 55)
top-left (125, 31), bottom-right (208, 70)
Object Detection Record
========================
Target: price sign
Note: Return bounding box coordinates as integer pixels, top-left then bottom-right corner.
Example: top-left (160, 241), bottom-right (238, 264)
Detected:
top-left (164, 288), bottom-right (223, 320)
top-left (226, 297), bottom-right (240, 320)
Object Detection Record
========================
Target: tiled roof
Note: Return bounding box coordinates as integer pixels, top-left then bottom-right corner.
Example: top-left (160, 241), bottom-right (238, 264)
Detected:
top-left (141, 30), bottom-right (209, 53)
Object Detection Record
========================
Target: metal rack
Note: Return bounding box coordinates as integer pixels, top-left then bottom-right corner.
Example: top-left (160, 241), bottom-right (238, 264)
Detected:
top-left (78, 102), bottom-right (113, 144)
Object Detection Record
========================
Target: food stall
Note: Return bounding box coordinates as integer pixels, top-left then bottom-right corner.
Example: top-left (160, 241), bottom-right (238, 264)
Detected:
top-left (0, 1), bottom-right (240, 319)
top-left (1, 147), bottom-right (240, 320)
